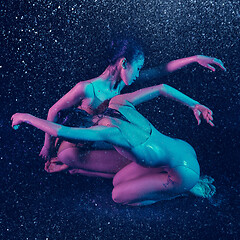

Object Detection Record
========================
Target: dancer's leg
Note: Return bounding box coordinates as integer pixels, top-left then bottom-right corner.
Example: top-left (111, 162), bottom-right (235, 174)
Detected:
top-left (45, 140), bottom-right (77, 173)
top-left (45, 140), bottom-right (131, 176)
top-left (58, 148), bottom-right (131, 173)
top-left (45, 140), bottom-right (131, 177)
top-left (68, 168), bottom-right (115, 178)
top-left (113, 162), bottom-right (167, 187)
top-left (112, 165), bottom-right (199, 206)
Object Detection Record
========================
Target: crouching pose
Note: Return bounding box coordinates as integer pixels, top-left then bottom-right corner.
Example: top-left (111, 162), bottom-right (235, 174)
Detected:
top-left (11, 84), bottom-right (216, 206)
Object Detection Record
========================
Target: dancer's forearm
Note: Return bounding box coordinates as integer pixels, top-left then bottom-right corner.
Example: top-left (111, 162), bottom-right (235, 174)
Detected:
top-left (42, 82), bottom-right (89, 147)
top-left (159, 84), bottom-right (199, 109)
top-left (121, 84), bottom-right (199, 108)
top-left (138, 56), bottom-right (198, 83)
top-left (43, 134), bottom-right (51, 149)
top-left (24, 114), bottom-right (62, 137)
top-left (20, 114), bottom-right (116, 143)
top-left (43, 108), bottom-right (59, 148)
top-left (166, 56), bottom-right (197, 72)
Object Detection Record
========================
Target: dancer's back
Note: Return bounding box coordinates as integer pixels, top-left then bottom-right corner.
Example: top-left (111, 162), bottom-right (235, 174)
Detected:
top-left (95, 98), bottom-right (199, 174)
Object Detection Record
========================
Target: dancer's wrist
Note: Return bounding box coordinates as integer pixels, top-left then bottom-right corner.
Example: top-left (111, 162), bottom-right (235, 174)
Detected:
top-left (189, 101), bottom-right (200, 110)
top-left (43, 145), bottom-right (50, 150)
top-left (23, 113), bottom-right (32, 124)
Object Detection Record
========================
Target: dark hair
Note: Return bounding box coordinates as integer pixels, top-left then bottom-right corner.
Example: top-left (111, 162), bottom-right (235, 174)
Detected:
top-left (108, 38), bottom-right (144, 65)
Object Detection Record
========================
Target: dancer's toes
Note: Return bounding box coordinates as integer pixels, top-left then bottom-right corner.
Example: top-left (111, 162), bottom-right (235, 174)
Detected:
top-left (68, 169), bottom-right (78, 175)
top-left (44, 158), bottom-right (69, 173)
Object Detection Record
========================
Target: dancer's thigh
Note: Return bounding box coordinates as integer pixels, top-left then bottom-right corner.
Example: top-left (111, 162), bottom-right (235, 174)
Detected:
top-left (112, 165), bottom-right (199, 205)
top-left (58, 141), bottom-right (131, 173)
top-left (113, 162), bottom-right (167, 187)
top-left (57, 140), bottom-right (115, 153)
top-left (112, 172), bottom-right (177, 205)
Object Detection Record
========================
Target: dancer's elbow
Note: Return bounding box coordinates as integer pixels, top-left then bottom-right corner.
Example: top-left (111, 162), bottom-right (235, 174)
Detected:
top-left (48, 106), bottom-right (59, 117)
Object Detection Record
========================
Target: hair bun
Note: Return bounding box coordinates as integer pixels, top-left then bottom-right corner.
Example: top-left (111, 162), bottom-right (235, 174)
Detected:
top-left (107, 38), bottom-right (144, 65)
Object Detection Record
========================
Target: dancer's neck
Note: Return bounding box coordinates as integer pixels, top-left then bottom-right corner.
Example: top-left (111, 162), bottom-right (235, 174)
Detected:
top-left (99, 65), bottom-right (126, 92)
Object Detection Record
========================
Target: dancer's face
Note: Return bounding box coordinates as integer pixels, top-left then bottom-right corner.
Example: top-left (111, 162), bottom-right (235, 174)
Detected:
top-left (121, 57), bottom-right (144, 85)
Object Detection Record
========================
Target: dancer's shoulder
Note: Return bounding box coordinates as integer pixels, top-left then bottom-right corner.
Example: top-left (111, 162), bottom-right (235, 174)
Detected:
top-left (74, 80), bottom-right (96, 97)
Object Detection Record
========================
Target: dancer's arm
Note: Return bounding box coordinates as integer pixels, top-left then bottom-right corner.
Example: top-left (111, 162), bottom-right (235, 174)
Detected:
top-left (120, 84), bottom-right (198, 108)
top-left (11, 113), bottom-right (124, 146)
top-left (40, 82), bottom-right (93, 159)
top-left (115, 84), bottom-right (214, 126)
top-left (138, 55), bottom-right (226, 82)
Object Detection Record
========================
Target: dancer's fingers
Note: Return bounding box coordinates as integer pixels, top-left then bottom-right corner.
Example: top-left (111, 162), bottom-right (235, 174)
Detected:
top-left (194, 110), bottom-right (201, 125)
top-left (44, 164), bottom-right (50, 172)
top-left (44, 161), bottom-right (50, 170)
top-left (208, 109), bottom-right (213, 115)
top-left (208, 115), bottom-right (213, 121)
top-left (207, 64), bottom-right (215, 71)
top-left (213, 58), bottom-right (226, 71)
top-left (209, 120), bottom-right (215, 127)
top-left (11, 114), bottom-right (16, 121)
top-left (50, 158), bottom-right (60, 163)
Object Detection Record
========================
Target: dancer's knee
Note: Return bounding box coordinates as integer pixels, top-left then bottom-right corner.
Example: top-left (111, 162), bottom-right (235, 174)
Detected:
top-left (112, 174), bottom-right (119, 187)
top-left (112, 186), bottom-right (127, 204)
top-left (112, 187), bottom-right (121, 204)
top-left (57, 148), bottom-right (79, 167)
top-left (112, 171), bottom-right (124, 187)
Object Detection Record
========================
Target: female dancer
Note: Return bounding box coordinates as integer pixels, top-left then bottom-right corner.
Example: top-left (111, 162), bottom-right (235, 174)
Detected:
top-left (12, 83), bottom-right (216, 206)
top-left (40, 38), bottom-right (226, 175)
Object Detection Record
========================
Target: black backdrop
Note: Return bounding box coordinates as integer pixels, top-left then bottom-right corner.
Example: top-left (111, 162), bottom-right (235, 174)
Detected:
top-left (1, 1), bottom-right (239, 239)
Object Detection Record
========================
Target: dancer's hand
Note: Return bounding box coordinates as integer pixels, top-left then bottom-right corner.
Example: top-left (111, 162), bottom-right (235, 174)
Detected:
top-left (39, 145), bottom-right (51, 160)
top-left (11, 113), bottom-right (30, 129)
top-left (196, 55), bottom-right (226, 72)
top-left (192, 104), bottom-right (214, 127)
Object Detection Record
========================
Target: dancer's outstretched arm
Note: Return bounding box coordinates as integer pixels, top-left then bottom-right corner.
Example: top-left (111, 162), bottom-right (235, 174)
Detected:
top-left (113, 84), bottom-right (214, 126)
top-left (11, 113), bottom-right (126, 147)
top-left (138, 55), bottom-right (226, 82)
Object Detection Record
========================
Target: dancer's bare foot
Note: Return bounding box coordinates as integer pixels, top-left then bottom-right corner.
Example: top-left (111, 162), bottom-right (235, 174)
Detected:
top-left (45, 158), bottom-right (69, 173)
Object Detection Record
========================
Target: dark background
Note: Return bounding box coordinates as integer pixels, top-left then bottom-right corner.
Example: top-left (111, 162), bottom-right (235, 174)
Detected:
top-left (1, 0), bottom-right (239, 239)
